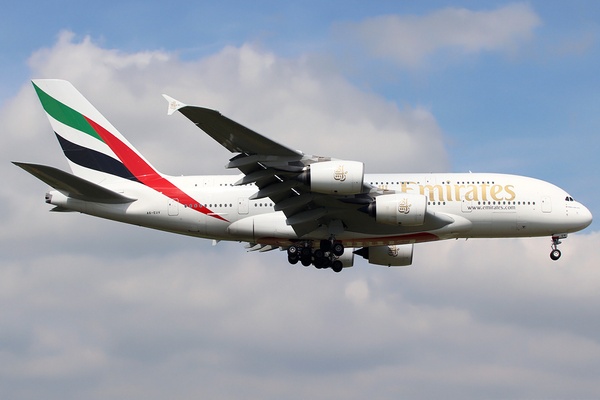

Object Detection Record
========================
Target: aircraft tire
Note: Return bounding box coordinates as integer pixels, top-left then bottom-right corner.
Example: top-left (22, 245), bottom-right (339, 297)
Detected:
top-left (550, 249), bottom-right (561, 261)
top-left (313, 252), bottom-right (327, 269)
top-left (301, 246), bottom-right (312, 258)
top-left (332, 243), bottom-right (344, 257)
top-left (287, 245), bottom-right (299, 257)
top-left (332, 260), bottom-right (343, 273)
top-left (320, 239), bottom-right (332, 252)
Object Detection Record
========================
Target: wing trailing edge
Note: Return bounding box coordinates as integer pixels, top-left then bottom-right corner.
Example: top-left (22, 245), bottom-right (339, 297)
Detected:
top-left (13, 162), bottom-right (136, 204)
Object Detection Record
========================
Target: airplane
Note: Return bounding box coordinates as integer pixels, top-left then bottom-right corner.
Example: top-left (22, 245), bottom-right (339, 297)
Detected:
top-left (14, 79), bottom-right (593, 272)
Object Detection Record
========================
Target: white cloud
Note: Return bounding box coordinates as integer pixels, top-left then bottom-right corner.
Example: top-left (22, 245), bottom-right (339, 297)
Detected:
top-left (345, 279), bottom-right (370, 304)
top-left (1, 31), bottom-right (448, 267)
top-left (18, 31), bottom-right (447, 176)
top-left (2, 234), bottom-right (600, 399)
top-left (2, 31), bottom-right (599, 400)
top-left (550, 29), bottom-right (597, 57)
top-left (338, 3), bottom-right (541, 67)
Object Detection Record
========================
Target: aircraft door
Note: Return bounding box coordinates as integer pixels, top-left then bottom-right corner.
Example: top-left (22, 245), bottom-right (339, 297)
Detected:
top-left (541, 196), bottom-right (552, 213)
top-left (238, 197), bottom-right (249, 215)
top-left (168, 198), bottom-right (179, 216)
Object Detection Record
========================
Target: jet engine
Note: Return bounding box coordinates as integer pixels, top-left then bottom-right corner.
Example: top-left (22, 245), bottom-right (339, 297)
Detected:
top-left (354, 244), bottom-right (414, 267)
top-left (367, 193), bottom-right (427, 226)
top-left (303, 160), bottom-right (364, 195)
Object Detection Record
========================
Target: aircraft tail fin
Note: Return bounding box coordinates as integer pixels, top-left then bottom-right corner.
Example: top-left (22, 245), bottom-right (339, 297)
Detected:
top-left (32, 79), bottom-right (160, 184)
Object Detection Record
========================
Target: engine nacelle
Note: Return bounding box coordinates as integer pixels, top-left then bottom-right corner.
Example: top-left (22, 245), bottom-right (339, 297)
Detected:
top-left (368, 193), bottom-right (427, 226)
top-left (354, 244), bottom-right (414, 267)
top-left (308, 160), bottom-right (364, 195)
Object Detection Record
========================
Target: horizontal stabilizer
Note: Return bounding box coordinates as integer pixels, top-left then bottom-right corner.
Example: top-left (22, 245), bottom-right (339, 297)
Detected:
top-left (13, 162), bottom-right (136, 204)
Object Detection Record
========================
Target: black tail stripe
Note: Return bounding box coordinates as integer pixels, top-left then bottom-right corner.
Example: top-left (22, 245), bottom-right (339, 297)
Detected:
top-left (55, 133), bottom-right (141, 183)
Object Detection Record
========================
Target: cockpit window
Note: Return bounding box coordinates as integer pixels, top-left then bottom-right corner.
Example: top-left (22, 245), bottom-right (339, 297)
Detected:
top-left (565, 196), bottom-right (574, 202)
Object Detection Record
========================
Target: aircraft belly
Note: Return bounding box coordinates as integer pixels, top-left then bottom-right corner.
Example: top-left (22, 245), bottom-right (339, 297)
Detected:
top-left (227, 211), bottom-right (297, 242)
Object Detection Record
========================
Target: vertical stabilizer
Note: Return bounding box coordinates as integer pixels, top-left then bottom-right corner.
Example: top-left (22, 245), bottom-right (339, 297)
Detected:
top-left (32, 79), bottom-right (159, 184)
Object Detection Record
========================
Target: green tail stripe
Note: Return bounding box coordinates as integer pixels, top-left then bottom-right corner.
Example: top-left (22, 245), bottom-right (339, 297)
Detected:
top-left (33, 82), bottom-right (104, 142)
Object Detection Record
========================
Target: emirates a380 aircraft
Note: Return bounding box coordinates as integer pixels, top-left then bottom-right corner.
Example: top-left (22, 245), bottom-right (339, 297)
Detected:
top-left (14, 79), bottom-right (592, 272)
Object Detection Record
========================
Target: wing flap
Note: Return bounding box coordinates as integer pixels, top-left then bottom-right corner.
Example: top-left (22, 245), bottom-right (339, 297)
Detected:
top-left (249, 180), bottom-right (302, 200)
top-left (13, 162), bottom-right (136, 204)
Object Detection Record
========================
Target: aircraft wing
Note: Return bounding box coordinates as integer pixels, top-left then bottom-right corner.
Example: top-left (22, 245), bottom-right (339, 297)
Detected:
top-left (163, 97), bottom-right (451, 237)
top-left (163, 96), bottom-right (301, 157)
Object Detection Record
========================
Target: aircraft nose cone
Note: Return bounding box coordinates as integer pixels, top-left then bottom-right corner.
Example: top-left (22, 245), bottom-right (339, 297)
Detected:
top-left (576, 203), bottom-right (593, 230)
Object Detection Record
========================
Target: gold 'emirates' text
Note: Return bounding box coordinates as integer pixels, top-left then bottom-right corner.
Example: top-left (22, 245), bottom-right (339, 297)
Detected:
top-left (396, 182), bottom-right (516, 202)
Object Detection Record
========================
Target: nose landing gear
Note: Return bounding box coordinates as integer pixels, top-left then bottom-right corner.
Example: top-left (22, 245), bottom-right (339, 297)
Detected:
top-left (550, 234), bottom-right (568, 261)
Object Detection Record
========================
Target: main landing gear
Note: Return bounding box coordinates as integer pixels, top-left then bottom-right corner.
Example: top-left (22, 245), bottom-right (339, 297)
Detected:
top-left (287, 239), bottom-right (345, 272)
top-left (550, 233), bottom-right (568, 261)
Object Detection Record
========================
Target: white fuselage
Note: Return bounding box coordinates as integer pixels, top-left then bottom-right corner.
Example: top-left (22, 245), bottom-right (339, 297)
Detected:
top-left (46, 172), bottom-right (593, 248)
top-left (24, 79), bottom-right (592, 269)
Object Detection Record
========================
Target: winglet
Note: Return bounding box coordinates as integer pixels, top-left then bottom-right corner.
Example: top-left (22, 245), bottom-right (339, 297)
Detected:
top-left (162, 94), bottom-right (187, 116)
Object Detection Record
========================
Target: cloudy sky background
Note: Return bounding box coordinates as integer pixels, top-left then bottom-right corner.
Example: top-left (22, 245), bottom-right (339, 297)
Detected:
top-left (1, 1), bottom-right (599, 399)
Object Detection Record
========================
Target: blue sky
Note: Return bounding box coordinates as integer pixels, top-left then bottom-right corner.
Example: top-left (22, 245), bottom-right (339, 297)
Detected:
top-left (3, 1), bottom-right (598, 208)
top-left (2, 1), bottom-right (600, 399)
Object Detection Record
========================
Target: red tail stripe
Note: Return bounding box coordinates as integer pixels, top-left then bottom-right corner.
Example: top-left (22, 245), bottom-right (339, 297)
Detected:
top-left (84, 116), bottom-right (227, 222)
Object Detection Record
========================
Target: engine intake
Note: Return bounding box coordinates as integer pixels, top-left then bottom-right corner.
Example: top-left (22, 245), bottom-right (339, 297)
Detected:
top-left (367, 193), bottom-right (427, 226)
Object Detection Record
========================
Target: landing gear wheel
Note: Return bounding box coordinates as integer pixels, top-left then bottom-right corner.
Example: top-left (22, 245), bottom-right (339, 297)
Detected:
top-left (319, 240), bottom-right (332, 252)
top-left (313, 253), bottom-right (325, 269)
top-left (288, 255), bottom-right (299, 265)
top-left (287, 245), bottom-right (299, 257)
top-left (332, 260), bottom-right (343, 273)
top-left (301, 246), bottom-right (312, 258)
top-left (332, 242), bottom-right (344, 257)
top-left (550, 249), bottom-right (561, 261)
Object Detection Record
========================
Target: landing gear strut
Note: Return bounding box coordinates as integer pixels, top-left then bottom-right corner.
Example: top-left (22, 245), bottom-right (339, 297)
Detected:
top-left (319, 238), bottom-right (344, 256)
top-left (550, 234), bottom-right (567, 261)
